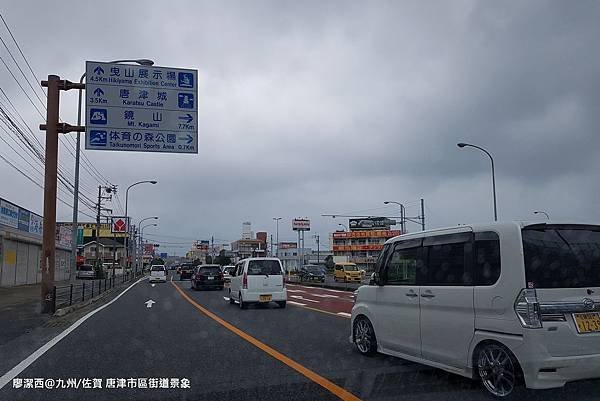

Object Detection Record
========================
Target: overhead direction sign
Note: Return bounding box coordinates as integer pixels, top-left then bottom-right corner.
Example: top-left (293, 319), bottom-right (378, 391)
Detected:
top-left (85, 61), bottom-right (198, 154)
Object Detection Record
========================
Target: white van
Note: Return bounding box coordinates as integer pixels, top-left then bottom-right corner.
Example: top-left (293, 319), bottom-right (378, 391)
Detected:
top-left (149, 265), bottom-right (167, 283)
top-left (228, 258), bottom-right (287, 309)
top-left (351, 222), bottom-right (600, 397)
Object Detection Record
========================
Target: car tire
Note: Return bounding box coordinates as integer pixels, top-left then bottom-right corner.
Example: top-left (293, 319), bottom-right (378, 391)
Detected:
top-left (476, 343), bottom-right (523, 398)
top-left (277, 301), bottom-right (286, 308)
top-left (239, 293), bottom-right (248, 310)
top-left (353, 316), bottom-right (377, 356)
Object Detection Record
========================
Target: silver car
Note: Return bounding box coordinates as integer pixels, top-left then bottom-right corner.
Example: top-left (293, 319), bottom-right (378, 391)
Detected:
top-left (76, 264), bottom-right (95, 279)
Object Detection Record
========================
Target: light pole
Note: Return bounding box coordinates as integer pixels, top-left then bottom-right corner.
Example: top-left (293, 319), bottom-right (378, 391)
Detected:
top-left (273, 217), bottom-right (282, 257)
top-left (140, 222), bottom-right (158, 269)
top-left (135, 216), bottom-right (158, 274)
top-left (338, 223), bottom-right (348, 231)
top-left (124, 180), bottom-right (157, 269)
top-left (534, 211), bottom-right (550, 220)
top-left (384, 201), bottom-right (406, 233)
top-left (457, 142), bottom-right (498, 221)
top-left (71, 58), bottom-right (155, 274)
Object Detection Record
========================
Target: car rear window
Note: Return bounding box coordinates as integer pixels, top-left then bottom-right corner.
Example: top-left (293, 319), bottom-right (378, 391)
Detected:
top-left (199, 266), bottom-right (221, 274)
top-left (151, 266), bottom-right (165, 272)
top-left (247, 260), bottom-right (282, 275)
top-left (80, 265), bottom-right (93, 271)
top-left (523, 226), bottom-right (600, 288)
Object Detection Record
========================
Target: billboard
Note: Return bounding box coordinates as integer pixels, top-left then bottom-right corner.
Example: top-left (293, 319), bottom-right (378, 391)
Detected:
top-left (333, 244), bottom-right (385, 252)
top-left (349, 217), bottom-right (396, 231)
top-left (292, 218), bottom-right (310, 231)
top-left (111, 216), bottom-right (129, 233)
top-left (332, 230), bottom-right (401, 239)
top-left (278, 242), bottom-right (297, 249)
top-left (0, 198), bottom-right (43, 237)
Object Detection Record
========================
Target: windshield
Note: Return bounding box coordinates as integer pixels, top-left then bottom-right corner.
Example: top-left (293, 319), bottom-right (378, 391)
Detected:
top-left (247, 260), bottom-right (282, 275)
top-left (343, 265), bottom-right (358, 271)
top-left (523, 226), bottom-right (600, 288)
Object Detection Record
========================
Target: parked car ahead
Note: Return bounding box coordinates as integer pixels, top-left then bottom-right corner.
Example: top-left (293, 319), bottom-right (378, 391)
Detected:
top-left (191, 265), bottom-right (224, 290)
top-left (76, 264), bottom-right (95, 279)
top-left (222, 265), bottom-right (235, 283)
top-left (229, 258), bottom-right (287, 309)
top-left (334, 262), bottom-right (361, 282)
top-left (351, 221), bottom-right (600, 398)
top-left (149, 265), bottom-right (167, 283)
top-left (299, 265), bottom-right (326, 282)
top-left (179, 263), bottom-right (195, 280)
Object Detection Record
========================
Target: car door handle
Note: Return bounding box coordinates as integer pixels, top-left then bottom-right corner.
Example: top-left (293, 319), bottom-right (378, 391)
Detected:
top-left (405, 292), bottom-right (418, 298)
top-left (421, 293), bottom-right (435, 298)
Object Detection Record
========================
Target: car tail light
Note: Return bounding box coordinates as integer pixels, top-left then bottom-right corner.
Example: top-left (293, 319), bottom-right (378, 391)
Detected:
top-left (514, 288), bottom-right (542, 329)
top-left (219, 272), bottom-right (224, 279)
top-left (242, 273), bottom-right (248, 289)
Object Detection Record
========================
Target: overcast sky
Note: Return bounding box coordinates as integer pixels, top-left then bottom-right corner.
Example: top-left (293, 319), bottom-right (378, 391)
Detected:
top-left (1, 1), bottom-right (600, 255)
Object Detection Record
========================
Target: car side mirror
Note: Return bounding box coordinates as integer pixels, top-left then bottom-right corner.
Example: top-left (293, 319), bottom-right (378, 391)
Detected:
top-left (370, 272), bottom-right (383, 286)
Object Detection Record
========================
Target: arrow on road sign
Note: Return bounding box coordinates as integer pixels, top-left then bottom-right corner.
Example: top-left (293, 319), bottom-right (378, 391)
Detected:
top-left (145, 300), bottom-right (156, 308)
top-left (178, 113), bottom-right (193, 124)
top-left (93, 88), bottom-right (104, 96)
top-left (185, 134), bottom-right (193, 144)
top-left (93, 66), bottom-right (104, 75)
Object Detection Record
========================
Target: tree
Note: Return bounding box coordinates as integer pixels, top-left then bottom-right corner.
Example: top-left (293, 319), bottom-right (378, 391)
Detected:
top-left (151, 257), bottom-right (165, 265)
top-left (214, 250), bottom-right (232, 266)
top-left (324, 255), bottom-right (334, 271)
top-left (193, 259), bottom-right (203, 266)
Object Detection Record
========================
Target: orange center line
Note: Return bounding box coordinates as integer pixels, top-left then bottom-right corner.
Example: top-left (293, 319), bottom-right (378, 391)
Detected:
top-left (171, 282), bottom-right (361, 401)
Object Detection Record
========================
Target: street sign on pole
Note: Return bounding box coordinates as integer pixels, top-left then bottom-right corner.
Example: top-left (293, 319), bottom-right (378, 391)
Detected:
top-left (85, 61), bottom-right (198, 154)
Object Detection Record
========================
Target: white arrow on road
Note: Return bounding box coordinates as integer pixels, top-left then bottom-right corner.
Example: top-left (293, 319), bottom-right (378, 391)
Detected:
top-left (145, 300), bottom-right (156, 308)
top-left (151, 284), bottom-right (155, 287)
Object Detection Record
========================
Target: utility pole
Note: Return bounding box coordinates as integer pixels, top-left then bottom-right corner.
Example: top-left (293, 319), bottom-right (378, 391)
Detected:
top-left (420, 198), bottom-right (425, 231)
top-left (270, 234), bottom-right (273, 256)
top-left (39, 75), bottom-right (85, 313)
top-left (95, 186), bottom-right (101, 269)
top-left (314, 234), bottom-right (320, 265)
top-left (211, 235), bottom-right (214, 262)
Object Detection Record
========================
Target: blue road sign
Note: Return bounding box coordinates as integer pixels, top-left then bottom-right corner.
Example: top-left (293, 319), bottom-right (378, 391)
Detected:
top-left (85, 61), bottom-right (198, 154)
top-left (177, 93), bottom-right (194, 109)
top-left (89, 130), bottom-right (107, 146)
top-left (178, 72), bottom-right (194, 88)
top-left (89, 108), bottom-right (107, 125)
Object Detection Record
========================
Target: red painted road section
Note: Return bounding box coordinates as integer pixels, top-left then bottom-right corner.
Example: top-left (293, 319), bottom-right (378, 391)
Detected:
top-left (285, 284), bottom-right (354, 316)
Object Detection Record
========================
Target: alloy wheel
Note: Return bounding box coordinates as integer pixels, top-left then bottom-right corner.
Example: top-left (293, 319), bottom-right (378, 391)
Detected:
top-left (478, 344), bottom-right (518, 397)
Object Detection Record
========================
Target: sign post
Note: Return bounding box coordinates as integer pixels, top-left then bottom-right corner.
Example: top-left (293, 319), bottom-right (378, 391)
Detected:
top-left (85, 61), bottom-right (198, 154)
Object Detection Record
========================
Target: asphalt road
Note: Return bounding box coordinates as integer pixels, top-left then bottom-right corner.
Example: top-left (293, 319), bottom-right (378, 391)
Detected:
top-left (2, 272), bottom-right (600, 401)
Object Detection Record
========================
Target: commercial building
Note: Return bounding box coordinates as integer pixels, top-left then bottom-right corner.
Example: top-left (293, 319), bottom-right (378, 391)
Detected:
top-left (332, 218), bottom-right (401, 271)
top-left (0, 198), bottom-right (71, 287)
top-left (277, 245), bottom-right (333, 272)
top-left (230, 238), bottom-right (267, 260)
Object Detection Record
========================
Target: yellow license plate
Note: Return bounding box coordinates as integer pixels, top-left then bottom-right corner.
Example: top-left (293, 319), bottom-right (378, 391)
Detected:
top-left (259, 295), bottom-right (272, 302)
top-left (573, 312), bottom-right (600, 334)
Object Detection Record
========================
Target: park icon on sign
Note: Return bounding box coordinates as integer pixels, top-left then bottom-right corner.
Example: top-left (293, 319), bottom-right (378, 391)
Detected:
top-left (111, 217), bottom-right (128, 233)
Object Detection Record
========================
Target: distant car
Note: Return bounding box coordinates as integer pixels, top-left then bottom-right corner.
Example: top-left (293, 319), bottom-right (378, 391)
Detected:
top-left (222, 265), bottom-right (235, 283)
top-left (149, 265), bottom-right (167, 283)
top-left (191, 265), bottom-right (224, 290)
top-left (76, 264), bottom-right (95, 279)
top-left (299, 265), bottom-right (326, 282)
top-left (228, 258), bottom-right (287, 309)
top-left (179, 263), bottom-right (195, 280)
top-left (333, 262), bottom-right (361, 283)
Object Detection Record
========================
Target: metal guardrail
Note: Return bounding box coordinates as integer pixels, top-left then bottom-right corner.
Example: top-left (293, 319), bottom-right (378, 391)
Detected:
top-left (52, 270), bottom-right (143, 313)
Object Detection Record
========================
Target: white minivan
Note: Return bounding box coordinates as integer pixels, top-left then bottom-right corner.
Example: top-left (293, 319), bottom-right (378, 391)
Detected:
top-left (351, 222), bottom-right (600, 397)
top-left (228, 258), bottom-right (287, 309)
top-left (149, 265), bottom-right (167, 283)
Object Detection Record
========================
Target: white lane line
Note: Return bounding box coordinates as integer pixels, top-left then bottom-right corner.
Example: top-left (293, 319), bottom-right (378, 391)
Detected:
top-left (309, 294), bottom-right (340, 298)
top-left (337, 312), bottom-right (351, 318)
top-left (290, 295), bottom-right (320, 303)
top-left (295, 285), bottom-right (349, 293)
top-left (0, 277), bottom-right (146, 389)
top-left (287, 300), bottom-right (307, 306)
top-left (285, 289), bottom-right (305, 293)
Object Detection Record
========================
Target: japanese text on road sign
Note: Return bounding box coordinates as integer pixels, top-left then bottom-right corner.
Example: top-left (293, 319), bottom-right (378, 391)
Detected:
top-left (85, 61), bottom-right (198, 154)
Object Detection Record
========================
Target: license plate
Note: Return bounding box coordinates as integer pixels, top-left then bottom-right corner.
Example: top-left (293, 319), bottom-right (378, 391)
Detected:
top-left (207, 277), bottom-right (214, 280)
top-left (573, 312), bottom-right (600, 334)
top-left (259, 295), bottom-right (272, 302)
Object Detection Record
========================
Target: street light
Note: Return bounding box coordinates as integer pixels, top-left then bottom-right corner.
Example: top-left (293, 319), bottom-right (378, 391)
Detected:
top-left (140, 223), bottom-right (158, 269)
top-left (124, 180), bottom-right (158, 269)
top-left (338, 223), bottom-right (348, 231)
top-left (384, 201), bottom-right (406, 233)
top-left (135, 217), bottom-right (158, 273)
top-left (534, 211), bottom-right (550, 220)
top-left (457, 142), bottom-right (498, 221)
top-left (71, 58), bottom-right (155, 272)
top-left (273, 217), bottom-right (282, 256)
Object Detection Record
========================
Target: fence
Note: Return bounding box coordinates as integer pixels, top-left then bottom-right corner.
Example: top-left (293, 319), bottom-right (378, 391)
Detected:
top-left (52, 270), bottom-right (143, 313)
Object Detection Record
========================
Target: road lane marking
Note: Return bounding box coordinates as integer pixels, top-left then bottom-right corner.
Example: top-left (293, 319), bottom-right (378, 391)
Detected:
top-left (290, 295), bottom-right (320, 303)
top-left (145, 299), bottom-right (156, 308)
top-left (287, 300), bottom-right (307, 306)
top-left (289, 303), bottom-right (352, 319)
top-left (0, 277), bottom-right (146, 389)
top-left (292, 285), bottom-right (350, 294)
top-left (285, 289), bottom-right (305, 293)
top-left (337, 312), bottom-right (351, 318)
top-left (310, 294), bottom-right (341, 298)
top-left (172, 282), bottom-right (361, 401)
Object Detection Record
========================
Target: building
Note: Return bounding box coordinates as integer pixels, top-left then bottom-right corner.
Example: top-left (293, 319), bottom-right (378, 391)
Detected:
top-left (81, 238), bottom-right (125, 265)
top-left (277, 246), bottom-right (333, 272)
top-left (332, 218), bottom-right (401, 271)
top-left (230, 238), bottom-right (267, 260)
top-left (242, 222), bottom-right (253, 240)
top-left (1, 197), bottom-right (71, 287)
